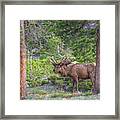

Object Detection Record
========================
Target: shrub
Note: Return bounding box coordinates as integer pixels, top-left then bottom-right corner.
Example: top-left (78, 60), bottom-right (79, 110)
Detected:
top-left (26, 58), bottom-right (54, 87)
top-left (41, 80), bottom-right (49, 85)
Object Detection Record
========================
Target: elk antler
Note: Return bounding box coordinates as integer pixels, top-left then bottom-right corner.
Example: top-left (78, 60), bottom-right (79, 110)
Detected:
top-left (50, 57), bottom-right (57, 66)
top-left (62, 56), bottom-right (67, 61)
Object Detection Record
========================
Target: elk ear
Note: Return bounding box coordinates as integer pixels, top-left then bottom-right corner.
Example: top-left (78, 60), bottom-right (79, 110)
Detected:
top-left (64, 59), bottom-right (71, 65)
top-left (61, 57), bottom-right (71, 66)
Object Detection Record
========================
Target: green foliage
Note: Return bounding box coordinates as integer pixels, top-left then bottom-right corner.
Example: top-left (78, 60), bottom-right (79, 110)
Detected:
top-left (82, 91), bottom-right (93, 96)
top-left (26, 58), bottom-right (54, 87)
top-left (24, 20), bottom-right (99, 94)
top-left (48, 75), bottom-right (63, 85)
top-left (78, 80), bottom-right (93, 91)
top-left (27, 79), bottom-right (41, 87)
top-left (24, 20), bottom-right (99, 62)
top-left (72, 37), bottom-right (96, 63)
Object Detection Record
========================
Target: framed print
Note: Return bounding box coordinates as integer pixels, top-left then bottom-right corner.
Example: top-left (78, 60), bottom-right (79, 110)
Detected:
top-left (0, 0), bottom-right (119, 119)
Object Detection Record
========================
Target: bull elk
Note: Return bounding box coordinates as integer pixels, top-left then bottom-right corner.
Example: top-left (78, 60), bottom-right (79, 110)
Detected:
top-left (50, 57), bottom-right (97, 94)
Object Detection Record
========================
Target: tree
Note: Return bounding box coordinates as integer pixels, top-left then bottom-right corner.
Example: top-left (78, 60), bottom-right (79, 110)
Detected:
top-left (20, 20), bottom-right (27, 99)
top-left (95, 27), bottom-right (100, 93)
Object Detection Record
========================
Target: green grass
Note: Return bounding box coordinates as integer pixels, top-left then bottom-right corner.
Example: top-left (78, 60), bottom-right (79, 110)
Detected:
top-left (81, 91), bottom-right (93, 96)
top-left (32, 88), bottom-right (47, 95)
top-left (50, 92), bottom-right (73, 98)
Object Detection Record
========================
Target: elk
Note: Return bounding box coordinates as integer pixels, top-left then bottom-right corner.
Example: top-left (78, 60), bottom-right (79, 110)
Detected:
top-left (50, 57), bottom-right (96, 94)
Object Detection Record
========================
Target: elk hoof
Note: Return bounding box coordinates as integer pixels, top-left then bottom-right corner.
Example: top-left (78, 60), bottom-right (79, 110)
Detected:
top-left (72, 91), bottom-right (81, 96)
top-left (77, 91), bottom-right (81, 95)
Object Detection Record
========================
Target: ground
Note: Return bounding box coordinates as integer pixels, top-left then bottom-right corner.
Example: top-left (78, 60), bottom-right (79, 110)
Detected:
top-left (25, 84), bottom-right (100, 100)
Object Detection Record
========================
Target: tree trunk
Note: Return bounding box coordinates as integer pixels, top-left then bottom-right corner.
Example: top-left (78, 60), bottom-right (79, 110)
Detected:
top-left (20, 20), bottom-right (26, 99)
top-left (95, 27), bottom-right (100, 94)
top-left (30, 52), bottom-right (33, 80)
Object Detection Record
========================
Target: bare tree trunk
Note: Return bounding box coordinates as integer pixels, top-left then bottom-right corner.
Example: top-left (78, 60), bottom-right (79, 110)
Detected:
top-left (95, 27), bottom-right (100, 94)
top-left (30, 52), bottom-right (33, 80)
top-left (20, 20), bottom-right (26, 99)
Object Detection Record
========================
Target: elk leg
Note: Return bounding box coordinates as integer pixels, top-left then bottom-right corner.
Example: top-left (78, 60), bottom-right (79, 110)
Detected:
top-left (72, 76), bottom-right (79, 93)
top-left (76, 79), bottom-right (79, 93)
top-left (63, 80), bottom-right (67, 92)
top-left (72, 80), bottom-right (76, 93)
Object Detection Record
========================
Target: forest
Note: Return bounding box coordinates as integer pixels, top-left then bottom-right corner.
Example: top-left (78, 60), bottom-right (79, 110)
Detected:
top-left (20, 20), bottom-right (100, 100)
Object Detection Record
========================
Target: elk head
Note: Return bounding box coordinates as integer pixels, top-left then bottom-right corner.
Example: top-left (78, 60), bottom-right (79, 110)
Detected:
top-left (50, 57), bottom-right (72, 76)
